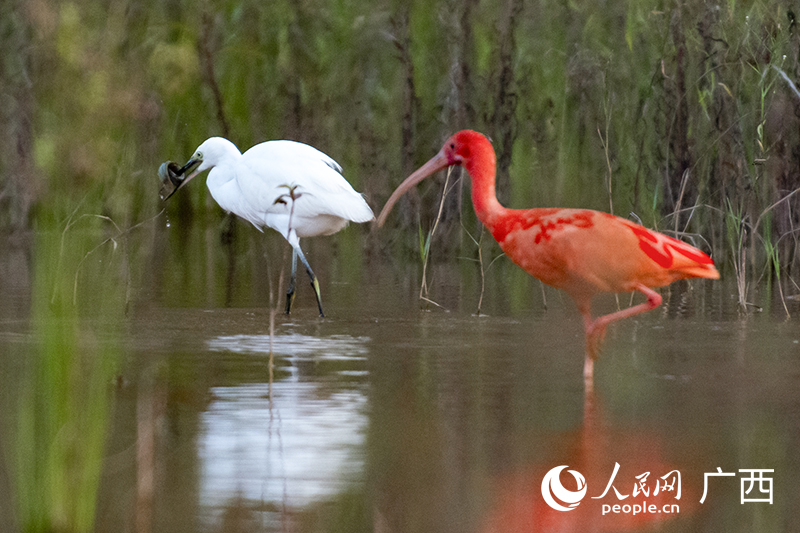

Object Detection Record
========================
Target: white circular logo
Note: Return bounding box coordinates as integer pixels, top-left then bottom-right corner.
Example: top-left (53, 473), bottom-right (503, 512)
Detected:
top-left (541, 465), bottom-right (587, 511)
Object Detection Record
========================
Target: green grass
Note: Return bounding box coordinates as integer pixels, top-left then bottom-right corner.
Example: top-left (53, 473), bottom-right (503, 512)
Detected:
top-left (4, 222), bottom-right (123, 532)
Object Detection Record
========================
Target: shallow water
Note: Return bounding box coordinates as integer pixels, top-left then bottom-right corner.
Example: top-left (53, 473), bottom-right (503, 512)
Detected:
top-left (1, 225), bottom-right (799, 533)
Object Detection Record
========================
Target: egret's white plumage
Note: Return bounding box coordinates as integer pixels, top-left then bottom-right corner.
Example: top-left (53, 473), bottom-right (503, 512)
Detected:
top-left (173, 136), bottom-right (374, 316)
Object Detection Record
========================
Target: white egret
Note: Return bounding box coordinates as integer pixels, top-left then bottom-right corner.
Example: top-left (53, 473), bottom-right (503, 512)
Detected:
top-left (159, 137), bottom-right (374, 316)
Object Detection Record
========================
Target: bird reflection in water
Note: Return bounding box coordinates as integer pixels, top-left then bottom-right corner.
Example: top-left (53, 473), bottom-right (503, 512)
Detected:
top-left (479, 391), bottom-right (700, 533)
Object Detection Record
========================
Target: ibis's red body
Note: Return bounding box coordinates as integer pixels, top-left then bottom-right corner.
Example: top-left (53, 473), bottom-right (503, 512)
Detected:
top-left (378, 130), bottom-right (719, 385)
top-left (487, 207), bottom-right (716, 298)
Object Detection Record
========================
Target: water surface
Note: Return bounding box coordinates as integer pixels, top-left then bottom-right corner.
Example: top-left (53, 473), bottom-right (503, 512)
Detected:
top-left (1, 226), bottom-right (798, 533)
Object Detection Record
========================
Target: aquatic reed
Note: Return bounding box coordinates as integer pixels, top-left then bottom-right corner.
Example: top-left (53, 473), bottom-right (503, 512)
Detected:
top-left (4, 221), bottom-right (122, 533)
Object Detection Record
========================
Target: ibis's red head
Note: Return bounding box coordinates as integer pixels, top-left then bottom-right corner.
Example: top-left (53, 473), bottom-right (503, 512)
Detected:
top-left (376, 130), bottom-right (494, 227)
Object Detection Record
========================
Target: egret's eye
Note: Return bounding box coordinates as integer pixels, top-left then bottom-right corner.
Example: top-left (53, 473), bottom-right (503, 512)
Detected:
top-left (195, 151), bottom-right (203, 160)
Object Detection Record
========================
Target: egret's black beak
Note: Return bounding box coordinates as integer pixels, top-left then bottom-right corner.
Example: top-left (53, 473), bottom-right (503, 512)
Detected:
top-left (178, 158), bottom-right (201, 176)
top-left (158, 157), bottom-right (202, 201)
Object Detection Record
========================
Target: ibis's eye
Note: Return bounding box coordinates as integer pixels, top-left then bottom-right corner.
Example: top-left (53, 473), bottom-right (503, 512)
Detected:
top-left (450, 143), bottom-right (455, 149)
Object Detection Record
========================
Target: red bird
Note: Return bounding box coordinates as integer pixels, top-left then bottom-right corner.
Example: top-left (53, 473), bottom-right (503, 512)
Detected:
top-left (377, 130), bottom-right (719, 387)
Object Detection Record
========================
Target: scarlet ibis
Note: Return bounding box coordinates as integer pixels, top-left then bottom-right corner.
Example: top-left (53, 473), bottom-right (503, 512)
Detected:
top-left (377, 130), bottom-right (719, 385)
top-left (161, 137), bottom-right (374, 316)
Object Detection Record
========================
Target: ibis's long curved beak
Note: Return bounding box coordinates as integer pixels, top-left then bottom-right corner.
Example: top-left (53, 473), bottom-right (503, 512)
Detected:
top-left (376, 150), bottom-right (451, 227)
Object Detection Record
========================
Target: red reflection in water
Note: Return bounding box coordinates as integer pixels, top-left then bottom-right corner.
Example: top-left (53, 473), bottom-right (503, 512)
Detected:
top-left (480, 392), bottom-right (699, 533)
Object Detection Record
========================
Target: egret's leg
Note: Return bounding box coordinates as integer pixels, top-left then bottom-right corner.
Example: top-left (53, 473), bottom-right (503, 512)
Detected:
top-left (293, 245), bottom-right (324, 317)
top-left (285, 249), bottom-right (298, 315)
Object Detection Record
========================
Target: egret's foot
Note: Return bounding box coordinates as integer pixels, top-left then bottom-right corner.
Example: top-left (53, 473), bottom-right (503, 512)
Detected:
top-left (286, 264), bottom-right (298, 315)
top-left (310, 276), bottom-right (324, 317)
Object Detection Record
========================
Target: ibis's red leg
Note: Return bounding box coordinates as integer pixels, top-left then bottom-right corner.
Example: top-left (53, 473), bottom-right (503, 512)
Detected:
top-left (578, 284), bottom-right (663, 388)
